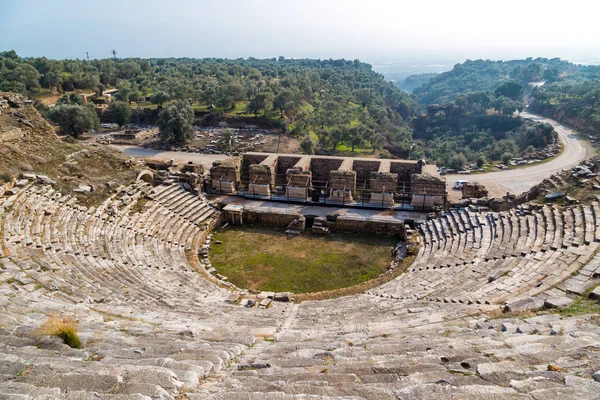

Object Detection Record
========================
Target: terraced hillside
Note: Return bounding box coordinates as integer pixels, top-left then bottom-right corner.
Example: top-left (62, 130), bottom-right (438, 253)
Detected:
top-left (0, 179), bottom-right (599, 398)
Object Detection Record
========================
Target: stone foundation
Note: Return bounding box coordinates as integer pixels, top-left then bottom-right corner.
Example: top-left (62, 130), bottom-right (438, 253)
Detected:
top-left (369, 192), bottom-right (395, 206)
top-left (248, 183), bottom-right (271, 196)
top-left (213, 180), bottom-right (236, 194)
top-left (411, 195), bottom-right (444, 209)
top-left (333, 217), bottom-right (405, 237)
top-left (286, 186), bottom-right (308, 200)
top-left (330, 189), bottom-right (353, 202)
top-left (242, 210), bottom-right (300, 227)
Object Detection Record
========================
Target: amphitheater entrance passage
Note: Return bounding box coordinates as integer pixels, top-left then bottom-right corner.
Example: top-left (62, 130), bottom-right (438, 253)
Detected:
top-left (136, 170), bottom-right (154, 184)
top-left (305, 215), bottom-right (315, 228)
top-left (223, 204), bottom-right (244, 224)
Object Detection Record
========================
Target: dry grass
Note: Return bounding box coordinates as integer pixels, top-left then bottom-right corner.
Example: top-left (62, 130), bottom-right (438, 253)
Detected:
top-left (129, 195), bottom-right (150, 214)
top-left (0, 101), bottom-right (137, 207)
top-left (37, 314), bottom-right (82, 348)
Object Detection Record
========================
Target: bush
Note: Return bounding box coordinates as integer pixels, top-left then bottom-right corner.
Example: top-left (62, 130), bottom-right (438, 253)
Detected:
top-left (475, 154), bottom-right (486, 168)
top-left (0, 172), bottom-right (13, 183)
top-left (449, 153), bottom-right (467, 170)
top-left (37, 314), bottom-right (82, 348)
top-left (300, 134), bottom-right (316, 155)
top-left (501, 152), bottom-right (514, 166)
top-left (406, 245), bottom-right (419, 256)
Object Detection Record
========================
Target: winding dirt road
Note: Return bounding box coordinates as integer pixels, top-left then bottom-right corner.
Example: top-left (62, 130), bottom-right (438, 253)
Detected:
top-left (445, 112), bottom-right (594, 198)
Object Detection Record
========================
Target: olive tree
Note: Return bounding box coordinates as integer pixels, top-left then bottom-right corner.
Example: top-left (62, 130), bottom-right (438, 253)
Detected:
top-left (156, 100), bottom-right (195, 143)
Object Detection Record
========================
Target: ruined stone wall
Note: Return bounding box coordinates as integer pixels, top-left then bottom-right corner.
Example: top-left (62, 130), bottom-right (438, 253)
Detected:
top-left (241, 154), bottom-right (268, 185)
top-left (390, 161), bottom-right (420, 183)
top-left (331, 217), bottom-right (405, 236)
top-left (249, 164), bottom-right (274, 186)
top-left (310, 158), bottom-right (343, 184)
top-left (242, 210), bottom-right (300, 227)
top-left (352, 160), bottom-right (381, 188)
top-left (275, 156), bottom-right (301, 185)
top-left (462, 182), bottom-right (489, 199)
top-left (210, 158), bottom-right (241, 188)
top-left (370, 172), bottom-right (398, 192)
top-left (411, 173), bottom-right (446, 196)
top-left (286, 169), bottom-right (312, 187)
top-left (328, 170), bottom-right (357, 191)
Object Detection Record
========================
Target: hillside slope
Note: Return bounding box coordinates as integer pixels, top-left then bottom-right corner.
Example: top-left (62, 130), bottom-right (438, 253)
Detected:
top-left (0, 93), bottom-right (137, 205)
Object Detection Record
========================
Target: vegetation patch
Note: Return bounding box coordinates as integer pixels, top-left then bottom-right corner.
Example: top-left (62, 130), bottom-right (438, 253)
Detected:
top-left (208, 225), bottom-right (397, 293)
top-left (558, 284), bottom-right (600, 318)
top-left (37, 314), bottom-right (82, 349)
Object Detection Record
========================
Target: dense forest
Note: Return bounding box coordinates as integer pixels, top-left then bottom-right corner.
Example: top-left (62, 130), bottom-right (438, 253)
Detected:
top-left (0, 50), bottom-right (419, 154)
top-left (528, 67), bottom-right (600, 133)
top-left (2, 50), bottom-right (599, 169)
top-left (398, 58), bottom-right (600, 167)
top-left (411, 58), bottom-right (578, 105)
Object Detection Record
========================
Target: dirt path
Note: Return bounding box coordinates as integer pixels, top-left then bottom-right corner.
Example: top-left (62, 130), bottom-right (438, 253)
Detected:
top-left (111, 145), bottom-right (228, 169)
top-left (445, 112), bottom-right (594, 198)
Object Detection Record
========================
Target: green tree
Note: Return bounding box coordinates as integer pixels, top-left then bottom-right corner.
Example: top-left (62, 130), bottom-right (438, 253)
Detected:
top-left (108, 101), bottom-right (132, 127)
top-left (501, 152), bottom-right (513, 166)
top-left (215, 85), bottom-right (234, 112)
top-left (449, 153), bottom-right (467, 170)
top-left (370, 133), bottom-right (385, 153)
top-left (58, 93), bottom-right (84, 105)
top-left (355, 88), bottom-right (375, 108)
top-left (47, 104), bottom-right (99, 138)
top-left (157, 100), bottom-right (195, 143)
top-left (347, 124), bottom-right (372, 152)
top-left (221, 128), bottom-right (235, 149)
top-left (300, 134), bottom-right (316, 155)
top-left (475, 154), bottom-right (486, 168)
top-left (150, 91), bottom-right (170, 109)
top-left (273, 88), bottom-right (300, 117)
top-left (494, 81), bottom-right (523, 101)
top-left (128, 91), bottom-right (143, 104)
top-left (247, 90), bottom-right (274, 118)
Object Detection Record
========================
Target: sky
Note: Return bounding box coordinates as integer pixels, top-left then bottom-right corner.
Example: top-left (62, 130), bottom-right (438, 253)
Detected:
top-left (1, 0), bottom-right (600, 67)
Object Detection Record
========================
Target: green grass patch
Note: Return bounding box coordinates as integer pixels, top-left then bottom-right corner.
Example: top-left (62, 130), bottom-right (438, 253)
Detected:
top-left (208, 225), bottom-right (396, 293)
top-left (558, 283), bottom-right (600, 318)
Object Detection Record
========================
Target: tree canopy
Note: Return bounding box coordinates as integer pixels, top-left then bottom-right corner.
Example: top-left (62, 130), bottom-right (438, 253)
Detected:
top-left (156, 100), bottom-right (195, 143)
top-left (46, 103), bottom-right (99, 138)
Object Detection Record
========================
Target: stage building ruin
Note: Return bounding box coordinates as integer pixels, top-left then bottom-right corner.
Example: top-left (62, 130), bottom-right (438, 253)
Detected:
top-left (209, 152), bottom-right (447, 210)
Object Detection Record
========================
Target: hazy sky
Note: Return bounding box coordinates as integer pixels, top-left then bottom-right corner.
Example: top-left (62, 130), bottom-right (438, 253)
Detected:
top-left (1, 0), bottom-right (599, 65)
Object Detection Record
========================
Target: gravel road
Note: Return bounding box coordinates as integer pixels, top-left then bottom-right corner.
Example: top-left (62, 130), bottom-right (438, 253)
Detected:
top-left (111, 145), bottom-right (228, 169)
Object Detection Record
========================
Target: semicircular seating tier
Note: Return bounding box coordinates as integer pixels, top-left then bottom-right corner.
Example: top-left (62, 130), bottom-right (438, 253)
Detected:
top-left (0, 182), bottom-right (599, 399)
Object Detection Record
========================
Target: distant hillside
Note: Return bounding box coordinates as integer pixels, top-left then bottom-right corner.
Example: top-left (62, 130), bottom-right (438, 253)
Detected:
top-left (527, 65), bottom-right (600, 135)
top-left (398, 73), bottom-right (438, 94)
top-left (414, 58), bottom-right (577, 104)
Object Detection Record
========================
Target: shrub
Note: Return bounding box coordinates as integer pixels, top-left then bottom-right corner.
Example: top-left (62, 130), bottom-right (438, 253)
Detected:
top-left (449, 153), bottom-right (467, 170)
top-left (475, 154), bottom-right (486, 168)
top-left (501, 152), bottom-right (514, 166)
top-left (0, 172), bottom-right (13, 183)
top-left (300, 134), bottom-right (316, 155)
top-left (37, 314), bottom-right (82, 348)
top-left (406, 245), bottom-right (419, 256)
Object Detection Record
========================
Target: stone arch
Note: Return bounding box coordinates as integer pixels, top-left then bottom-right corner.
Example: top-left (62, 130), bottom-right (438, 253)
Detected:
top-left (136, 170), bottom-right (154, 183)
